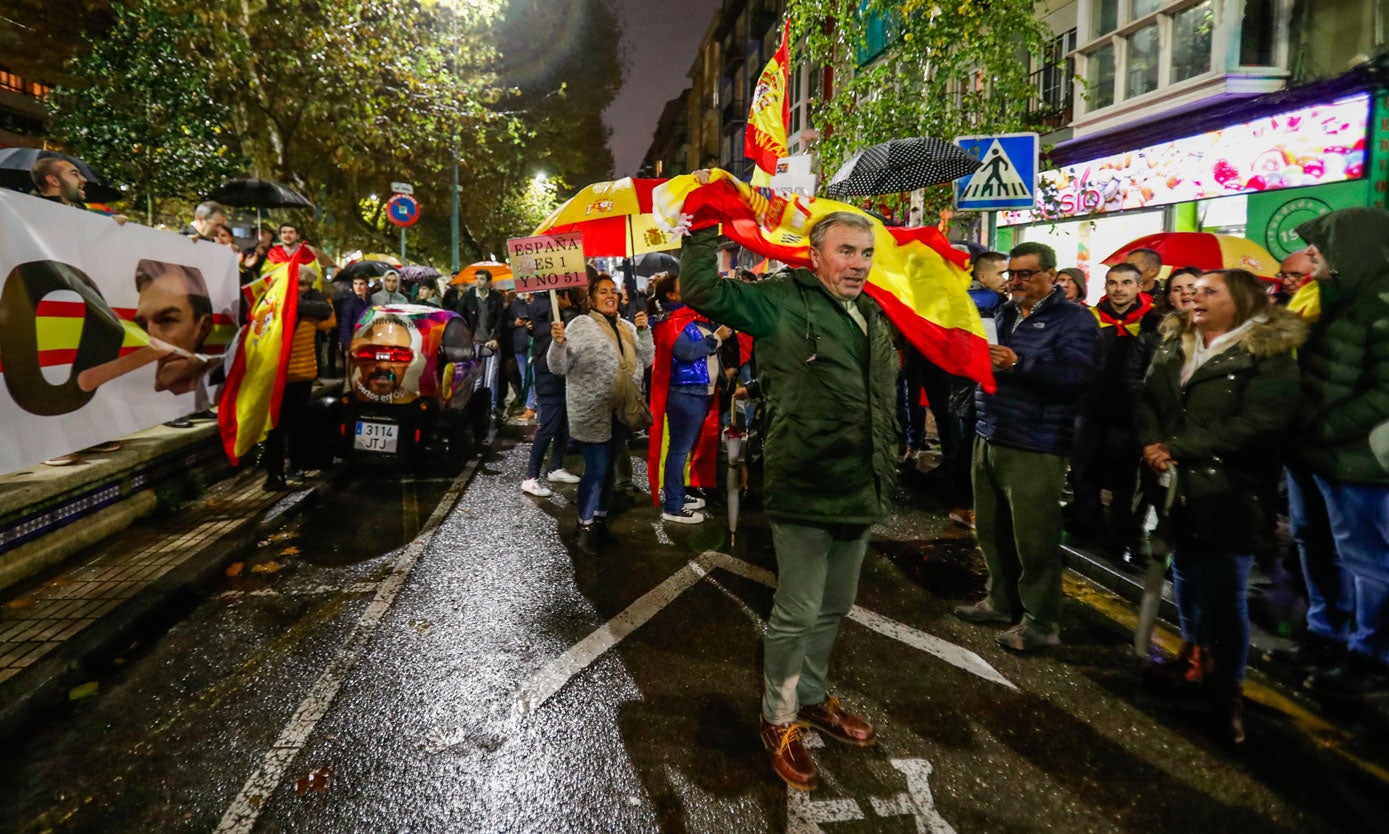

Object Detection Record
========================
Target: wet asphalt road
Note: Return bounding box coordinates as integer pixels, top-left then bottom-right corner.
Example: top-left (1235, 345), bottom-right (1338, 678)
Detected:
top-left (2, 425), bottom-right (1387, 833)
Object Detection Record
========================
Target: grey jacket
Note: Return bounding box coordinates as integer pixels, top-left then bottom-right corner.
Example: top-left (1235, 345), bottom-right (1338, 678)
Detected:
top-left (547, 314), bottom-right (654, 442)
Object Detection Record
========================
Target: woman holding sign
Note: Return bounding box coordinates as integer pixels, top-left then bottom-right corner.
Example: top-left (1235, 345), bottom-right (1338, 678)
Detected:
top-left (547, 268), bottom-right (654, 555)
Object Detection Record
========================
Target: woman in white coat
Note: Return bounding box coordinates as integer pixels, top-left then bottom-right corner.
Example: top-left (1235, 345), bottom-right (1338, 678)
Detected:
top-left (548, 271), bottom-right (654, 554)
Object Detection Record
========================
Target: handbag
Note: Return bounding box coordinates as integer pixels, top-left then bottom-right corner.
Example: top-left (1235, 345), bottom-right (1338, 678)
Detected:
top-left (614, 372), bottom-right (653, 430)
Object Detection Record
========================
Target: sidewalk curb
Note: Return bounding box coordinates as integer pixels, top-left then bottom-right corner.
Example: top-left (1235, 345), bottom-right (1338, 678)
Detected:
top-left (0, 469), bottom-right (339, 742)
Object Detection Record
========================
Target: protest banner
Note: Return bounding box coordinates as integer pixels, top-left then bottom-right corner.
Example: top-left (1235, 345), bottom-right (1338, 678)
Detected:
top-left (0, 191), bottom-right (238, 473)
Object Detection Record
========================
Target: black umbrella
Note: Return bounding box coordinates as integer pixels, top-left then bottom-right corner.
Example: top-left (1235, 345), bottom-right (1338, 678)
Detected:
top-left (0, 147), bottom-right (123, 203)
top-left (336, 260), bottom-right (397, 283)
top-left (824, 137), bottom-right (982, 198)
top-left (206, 177), bottom-right (314, 209)
top-left (633, 251), bottom-right (679, 277)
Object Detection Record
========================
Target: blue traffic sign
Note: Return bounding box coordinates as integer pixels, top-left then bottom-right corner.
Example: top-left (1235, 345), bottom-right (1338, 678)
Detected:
top-left (954, 133), bottom-right (1039, 211)
top-left (387, 194), bottom-right (421, 227)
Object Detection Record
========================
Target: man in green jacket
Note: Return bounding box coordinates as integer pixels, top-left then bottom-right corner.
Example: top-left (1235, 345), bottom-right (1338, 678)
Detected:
top-left (680, 205), bottom-right (899, 792)
top-left (1287, 207), bottom-right (1389, 699)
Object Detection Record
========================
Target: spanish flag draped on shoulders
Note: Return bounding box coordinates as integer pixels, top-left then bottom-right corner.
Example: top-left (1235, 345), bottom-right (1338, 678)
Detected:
top-left (647, 303), bottom-right (724, 505)
top-left (652, 169), bottom-right (995, 391)
top-left (1092, 292), bottom-right (1156, 336)
top-left (242, 242), bottom-right (319, 310)
top-left (218, 260), bottom-right (302, 464)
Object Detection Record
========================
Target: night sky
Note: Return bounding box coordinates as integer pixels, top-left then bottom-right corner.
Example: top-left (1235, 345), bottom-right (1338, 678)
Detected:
top-left (604, 0), bottom-right (725, 177)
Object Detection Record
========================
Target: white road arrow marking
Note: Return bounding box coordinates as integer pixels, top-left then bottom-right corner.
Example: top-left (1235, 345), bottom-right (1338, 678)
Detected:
top-left (871, 758), bottom-right (959, 834)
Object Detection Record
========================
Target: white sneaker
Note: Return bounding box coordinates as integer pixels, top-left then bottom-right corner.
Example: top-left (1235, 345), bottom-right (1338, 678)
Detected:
top-left (546, 468), bottom-right (580, 484)
top-left (521, 478), bottom-right (553, 497)
top-left (682, 494), bottom-right (706, 511)
top-left (661, 508), bottom-right (705, 525)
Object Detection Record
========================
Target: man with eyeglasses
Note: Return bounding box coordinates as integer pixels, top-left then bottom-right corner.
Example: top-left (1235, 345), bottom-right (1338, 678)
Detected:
top-left (955, 242), bottom-right (1098, 653)
top-left (1275, 249), bottom-right (1315, 302)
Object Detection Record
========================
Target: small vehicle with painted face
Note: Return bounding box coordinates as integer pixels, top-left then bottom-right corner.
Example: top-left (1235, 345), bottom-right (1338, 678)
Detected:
top-left (317, 304), bottom-right (489, 470)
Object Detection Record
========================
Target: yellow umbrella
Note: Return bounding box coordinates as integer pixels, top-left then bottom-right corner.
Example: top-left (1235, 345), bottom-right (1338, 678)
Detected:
top-left (532, 177), bottom-right (679, 258)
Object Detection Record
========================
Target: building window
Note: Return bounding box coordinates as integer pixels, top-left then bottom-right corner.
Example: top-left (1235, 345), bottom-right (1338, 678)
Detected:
top-left (1239, 0), bottom-right (1275, 66)
top-left (1126, 24), bottom-right (1160, 97)
top-left (1174, 1), bottom-right (1215, 80)
top-left (1031, 28), bottom-right (1077, 129)
top-left (1088, 43), bottom-right (1115, 110)
top-left (1080, 0), bottom-right (1240, 115)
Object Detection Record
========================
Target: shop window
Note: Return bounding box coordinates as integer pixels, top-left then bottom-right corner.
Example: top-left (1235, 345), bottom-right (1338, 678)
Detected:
top-left (1240, 0), bottom-right (1276, 65)
top-left (1173, 2), bottom-right (1215, 80)
top-left (1126, 24), bottom-right (1160, 97)
top-left (1087, 43), bottom-right (1116, 110)
top-left (1092, 0), bottom-right (1119, 38)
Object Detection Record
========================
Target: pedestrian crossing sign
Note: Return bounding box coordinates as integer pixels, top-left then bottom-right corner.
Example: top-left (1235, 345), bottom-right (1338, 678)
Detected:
top-left (954, 133), bottom-right (1039, 211)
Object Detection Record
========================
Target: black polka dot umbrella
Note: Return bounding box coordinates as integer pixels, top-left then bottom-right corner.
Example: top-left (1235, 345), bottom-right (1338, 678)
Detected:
top-left (824, 136), bottom-right (982, 198)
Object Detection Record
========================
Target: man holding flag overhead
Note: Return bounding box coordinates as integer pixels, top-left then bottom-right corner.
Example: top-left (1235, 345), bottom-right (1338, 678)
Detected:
top-left (679, 176), bottom-right (894, 791)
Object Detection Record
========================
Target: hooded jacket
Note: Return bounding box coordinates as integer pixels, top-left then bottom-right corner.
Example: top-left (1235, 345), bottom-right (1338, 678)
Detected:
top-left (1133, 307), bottom-right (1307, 553)
top-left (1290, 207), bottom-right (1389, 485)
top-left (679, 227), bottom-right (900, 525)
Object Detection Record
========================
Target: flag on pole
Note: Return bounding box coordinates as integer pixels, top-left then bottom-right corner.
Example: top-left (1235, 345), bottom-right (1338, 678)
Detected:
top-left (653, 170), bottom-right (995, 390)
top-left (745, 21), bottom-right (791, 187)
top-left (218, 260), bottom-right (301, 464)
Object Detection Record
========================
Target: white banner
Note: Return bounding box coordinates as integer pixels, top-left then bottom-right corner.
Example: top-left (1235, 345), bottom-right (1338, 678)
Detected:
top-left (0, 191), bottom-right (239, 474)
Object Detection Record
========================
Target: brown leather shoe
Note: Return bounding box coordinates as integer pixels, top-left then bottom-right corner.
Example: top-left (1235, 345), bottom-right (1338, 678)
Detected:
top-left (798, 696), bottom-right (877, 747)
top-left (759, 716), bottom-right (817, 790)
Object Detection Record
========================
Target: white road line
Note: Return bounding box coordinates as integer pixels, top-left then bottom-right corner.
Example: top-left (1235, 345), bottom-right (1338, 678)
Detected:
top-left (650, 520), bottom-right (673, 546)
top-left (215, 462), bottom-right (479, 834)
top-left (514, 551), bottom-right (1014, 719)
top-left (788, 791), bottom-right (864, 833)
top-left (220, 582), bottom-right (379, 601)
top-left (512, 553), bottom-right (717, 719)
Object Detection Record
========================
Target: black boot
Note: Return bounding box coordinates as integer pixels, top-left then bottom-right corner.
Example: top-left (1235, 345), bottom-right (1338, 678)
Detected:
top-left (576, 522), bottom-right (600, 556)
top-left (1211, 682), bottom-right (1246, 746)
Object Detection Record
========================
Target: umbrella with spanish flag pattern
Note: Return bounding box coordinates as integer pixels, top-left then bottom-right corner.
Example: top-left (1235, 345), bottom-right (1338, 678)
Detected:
top-left (532, 178), bottom-right (680, 258)
top-left (1101, 232), bottom-right (1279, 279)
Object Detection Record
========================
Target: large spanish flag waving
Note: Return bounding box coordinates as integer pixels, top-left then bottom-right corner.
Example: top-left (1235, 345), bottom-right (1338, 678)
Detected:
top-left (653, 170), bottom-right (995, 391)
top-left (218, 260), bottom-right (301, 464)
top-left (647, 307), bottom-right (723, 506)
top-left (745, 21), bottom-right (791, 187)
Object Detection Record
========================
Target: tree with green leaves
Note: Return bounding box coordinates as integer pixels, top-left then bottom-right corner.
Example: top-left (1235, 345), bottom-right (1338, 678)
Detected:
top-left (787, 0), bottom-right (1052, 218)
top-left (48, 0), bottom-right (246, 223)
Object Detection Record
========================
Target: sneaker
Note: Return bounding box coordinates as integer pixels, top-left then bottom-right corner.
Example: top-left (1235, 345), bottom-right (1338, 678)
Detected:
top-left (164, 418), bottom-right (194, 429)
top-left (521, 478), bottom-right (552, 497)
top-left (758, 716), bottom-right (817, 791)
top-left (42, 453), bottom-right (83, 466)
top-left (953, 599), bottom-right (1013, 625)
top-left (996, 622), bottom-right (1061, 653)
top-left (662, 508), bottom-right (705, 524)
top-left (947, 508), bottom-right (975, 530)
top-left (682, 494), bottom-right (706, 511)
top-left (797, 696), bottom-right (876, 747)
top-left (84, 441), bottom-right (123, 453)
top-left (546, 468), bottom-right (580, 484)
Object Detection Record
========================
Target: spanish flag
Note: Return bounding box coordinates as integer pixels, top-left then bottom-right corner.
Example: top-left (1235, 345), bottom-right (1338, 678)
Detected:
top-left (653, 170), bottom-right (995, 391)
top-left (647, 306), bottom-right (723, 506)
top-left (218, 260), bottom-right (301, 464)
top-left (745, 21), bottom-right (791, 187)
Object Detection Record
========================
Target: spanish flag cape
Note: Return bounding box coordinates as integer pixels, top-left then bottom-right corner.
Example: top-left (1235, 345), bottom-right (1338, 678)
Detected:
top-left (745, 21), bottom-right (790, 187)
top-left (218, 259), bottom-right (301, 464)
top-left (244, 244), bottom-right (320, 310)
top-left (653, 170), bottom-right (996, 391)
top-left (647, 305), bottom-right (723, 505)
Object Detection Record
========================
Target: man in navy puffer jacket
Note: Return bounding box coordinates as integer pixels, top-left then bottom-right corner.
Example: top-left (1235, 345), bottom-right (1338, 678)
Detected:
top-left (956, 242), bottom-right (1099, 652)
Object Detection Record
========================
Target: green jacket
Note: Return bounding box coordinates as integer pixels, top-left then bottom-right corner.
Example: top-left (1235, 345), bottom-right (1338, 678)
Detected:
top-left (679, 227), bottom-right (900, 525)
top-left (1133, 307), bottom-right (1306, 554)
top-left (1291, 207), bottom-right (1389, 485)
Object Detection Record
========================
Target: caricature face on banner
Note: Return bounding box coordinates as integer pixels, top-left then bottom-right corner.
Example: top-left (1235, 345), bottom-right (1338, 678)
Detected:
top-left (0, 191), bottom-right (238, 474)
top-left (348, 308), bottom-right (426, 404)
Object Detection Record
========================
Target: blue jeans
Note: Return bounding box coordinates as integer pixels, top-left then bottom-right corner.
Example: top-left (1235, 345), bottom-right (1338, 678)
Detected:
top-left (527, 383), bottom-right (568, 480)
top-left (1286, 467), bottom-right (1355, 643)
top-left (1171, 548), bottom-right (1255, 684)
top-left (515, 350), bottom-right (536, 410)
top-left (662, 388), bottom-right (711, 514)
top-left (576, 422), bottom-right (627, 523)
top-left (762, 520), bottom-right (868, 724)
top-left (1314, 475), bottom-right (1389, 665)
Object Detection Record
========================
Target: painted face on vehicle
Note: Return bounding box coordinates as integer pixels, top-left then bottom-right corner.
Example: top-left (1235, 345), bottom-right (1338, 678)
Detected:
top-left (350, 318), bottom-right (421, 403)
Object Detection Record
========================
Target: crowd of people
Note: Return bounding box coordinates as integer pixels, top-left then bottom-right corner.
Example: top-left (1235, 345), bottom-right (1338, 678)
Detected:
top-left (32, 156), bottom-right (1386, 784)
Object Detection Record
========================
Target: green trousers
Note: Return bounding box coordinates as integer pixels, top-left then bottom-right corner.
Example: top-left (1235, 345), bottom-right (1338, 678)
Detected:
top-left (762, 519), bottom-right (869, 725)
top-left (972, 437), bottom-right (1069, 634)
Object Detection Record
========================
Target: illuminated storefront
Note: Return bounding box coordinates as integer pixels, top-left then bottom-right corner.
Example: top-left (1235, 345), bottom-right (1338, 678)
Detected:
top-left (993, 87), bottom-right (1382, 304)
